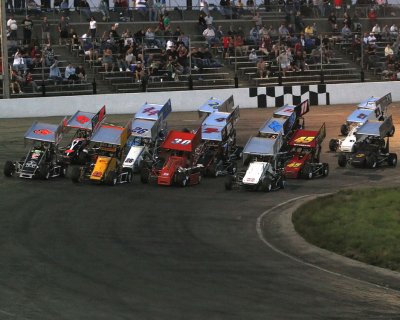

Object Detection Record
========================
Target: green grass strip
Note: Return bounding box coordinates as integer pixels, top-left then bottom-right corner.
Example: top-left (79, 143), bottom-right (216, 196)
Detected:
top-left (292, 188), bottom-right (400, 272)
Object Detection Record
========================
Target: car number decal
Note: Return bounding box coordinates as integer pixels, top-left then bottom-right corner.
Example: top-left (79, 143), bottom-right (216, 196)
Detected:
top-left (76, 115), bottom-right (90, 124)
top-left (142, 107), bottom-right (159, 116)
top-left (294, 136), bottom-right (315, 144)
top-left (208, 102), bottom-right (220, 109)
top-left (33, 129), bottom-right (53, 135)
top-left (171, 138), bottom-right (191, 145)
top-left (132, 127), bottom-right (149, 135)
top-left (357, 113), bottom-right (367, 119)
top-left (269, 120), bottom-right (282, 132)
top-left (287, 162), bottom-right (301, 168)
top-left (203, 127), bottom-right (219, 134)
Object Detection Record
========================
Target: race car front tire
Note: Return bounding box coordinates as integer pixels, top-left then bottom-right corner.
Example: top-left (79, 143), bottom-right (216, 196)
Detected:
top-left (225, 175), bottom-right (234, 190)
top-left (301, 165), bottom-right (313, 179)
top-left (340, 124), bottom-right (349, 136)
top-left (322, 163), bottom-right (329, 177)
top-left (261, 178), bottom-right (272, 192)
top-left (39, 163), bottom-right (50, 180)
top-left (329, 139), bottom-right (338, 152)
top-left (106, 171), bottom-right (117, 186)
top-left (71, 167), bottom-right (82, 183)
top-left (366, 154), bottom-right (377, 169)
top-left (140, 167), bottom-right (149, 184)
top-left (338, 154), bottom-right (347, 167)
top-left (3, 161), bottom-right (15, 177)
top-left (387, 153), bottom-right (397, 167)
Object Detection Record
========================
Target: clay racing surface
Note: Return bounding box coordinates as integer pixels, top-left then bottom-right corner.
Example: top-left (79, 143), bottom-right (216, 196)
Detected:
top-left (0, 105), bottom-right (399, 319)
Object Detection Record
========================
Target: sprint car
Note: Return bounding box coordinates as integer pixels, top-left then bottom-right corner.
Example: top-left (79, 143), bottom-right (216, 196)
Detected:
top-left (197, 95), bottom-right (235, 117)
top-left (339, 93), bottom-right (394, 136)
top-left (258, 99), bottom-right (310, 152)
top-left (140, 129), bottom-right (204, 187)
top-left (4, 119), bottom-right (66, 179)
top-left (60, 105), bottom-right (106, 165)
top-left (338, 116), bottom-right (397, 168)
top-left (225, 134), bottom-right (286, 191)
top-left (196, 100), bottom-right (242, 177)
top-left (71, 122), bottom-right (132, 185)
top-left (284, 123), bottom-right (329, 179)
top-left (123, 99), bottom-right (171, 173)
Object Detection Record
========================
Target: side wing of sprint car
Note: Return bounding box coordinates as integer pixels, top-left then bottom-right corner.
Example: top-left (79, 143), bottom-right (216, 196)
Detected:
top-left (123, 145), bottom-right (146, 172)
top-left (242, 161), bottom-right (269, 185)
top-left (19, 148), bottom-right (47, 178)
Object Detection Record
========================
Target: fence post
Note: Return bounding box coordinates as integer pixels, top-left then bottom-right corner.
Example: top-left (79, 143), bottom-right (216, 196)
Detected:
top-left (41, 80), bottom-right (46, 96)
top-left (92, 78), bottom-right (97, 94)
top-left (188, 75), bottom-right (193, 90)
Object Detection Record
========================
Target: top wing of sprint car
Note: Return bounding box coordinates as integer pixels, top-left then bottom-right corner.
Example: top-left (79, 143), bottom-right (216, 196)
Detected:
top-left (197, 95), bottom-right (235, 117)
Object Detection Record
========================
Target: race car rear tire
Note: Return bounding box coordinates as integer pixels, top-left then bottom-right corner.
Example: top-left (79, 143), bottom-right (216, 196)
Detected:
top-left (340, 124), bottom-right (349, 136)
top-left (387, 153), bottom-right (397, 167)
top-left (3, 161), bottom-right (15, 177)
top-left (279, 176), bottom-right (286, 189)
top-left (225, 175), bottom-right (234, 190)
top-left (39, 163), bottom-right (50, 180)
top-left (140, 167), bottom-right (149, 184)
top-left (71, 167), bottom-right (82, 183)
top-left (228, 161), bottom-right (237, 175)
top-left (322, 163), bottom-right (329, 177)
top-left (366, 154), bottom-right (377, 169)
top-left (175, 173), bottom-right (188, 187)
top-left (338, 154), bottom-right (347, 167)
top-left (127, 170), bottom-right (133, 183)
top-left (329, 139), bottom-right (338, 152)
top-left (207, 164), bottom-right (217, 178)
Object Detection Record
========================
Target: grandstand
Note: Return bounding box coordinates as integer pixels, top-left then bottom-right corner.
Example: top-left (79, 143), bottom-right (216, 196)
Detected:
top-left (1, 0), bottom-right (400, 99)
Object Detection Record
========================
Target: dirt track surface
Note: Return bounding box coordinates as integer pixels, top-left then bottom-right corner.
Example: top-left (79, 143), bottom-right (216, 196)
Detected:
top-left (0, 105), bottom-right (400, 319)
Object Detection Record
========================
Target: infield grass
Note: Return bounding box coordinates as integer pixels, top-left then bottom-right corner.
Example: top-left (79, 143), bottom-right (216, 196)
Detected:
top-left (292, 188), bottom-right (400, 272)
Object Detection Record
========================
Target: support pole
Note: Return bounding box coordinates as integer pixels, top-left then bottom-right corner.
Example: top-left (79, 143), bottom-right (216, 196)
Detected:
top-left (0, 1), bottom-right (10, 99)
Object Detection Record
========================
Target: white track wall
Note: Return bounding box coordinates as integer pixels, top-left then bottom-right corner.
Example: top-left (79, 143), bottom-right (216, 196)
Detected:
top-left (0, 82), bottom-right (399, 118)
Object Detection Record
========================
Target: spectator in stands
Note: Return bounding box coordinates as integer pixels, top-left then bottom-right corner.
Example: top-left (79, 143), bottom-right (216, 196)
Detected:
top-left (145, 27), bottom-right (161, 48)
top-left (43, 44), bottom-right (54, 66)
top-left (21, 15), bottom-right (33, 46)
top-left (341, 24), bottom-right (352, 43)
top-left (116, 54), bottom-right (128, 71)
top-left (328, 12), bottom-right (337, 31)
top-left (198, 13), bottom-right (207, 33)
top-left (60, 0), bottom-right (70, 16)
top-left (304, 24), bottom-right (314, 38)
top-left (390, 24), bottom-right (398, 40)
top-left (49, 57), bottom-right (64, 84)
top-left (249, 48), bottom-right (258, 62)
top-left (102, 47), bottom-right (114, 72)
top-left (234, 34), bottom-right (245, 56)
top-left (163, 12), bottom-right (171, 33)
top-left (29, 45), bottom-right (43, 68)
top-left (99, 0), bottom-right (110, 21)
top-left (6, 0), bottom-right (14, 13)
top-left (89, 17), bottom-right (97, 41)
top-left (259, 35), bottom-right (272, 56)
top-left (292, 50), bottom-right (309, 72)
top-left (27, 0), bottom-right (41, 16)
top-left (200, 0), bottom-right (209, 15)
top-left (256, 58), bottom-right (268, 78)
top-left (235, 0), bottom-right (244, 17)
top-left (10, 68), bottom-right (24, 94)
top-left (385, 43), bottom-right (394, 57)
top-left (13, 49), bottom-right (27, 73)
top-left (76, 64), bottom-right (87, 82)
top-left (252, 12), bottom-right (262, 30)
top-left (371, 24), bottom-right (381, 41)
top-left (203, 25), bottom-right (218, 48)
top-left (295, 12), bottom-right (305, 33)
top-left (7, 15), bottom-right (18, 41)
top-left (41, 16), bottom-right (51, 45)
top-left (58, 16), bottom-right (69, 45)
top-left (135, 60), bottom-right (146, 82)
top-left (278, 23), bottom-right (289, 39)
top-left (249, 26), bottom-right (259, 46)
top-left (65, 62), bottom-right (79, 83)
top-left (368, 8), bottom-right (377, 30)
top-left (276, 49), bottom-right (292, 76)
top-left (367, 32), bottom-right (377, 47)
top-left (351, 34), bottom-right (362, 62)
top-left (222, 35), bottom-right (233, 59)
top-left (24, 71), bottom-right (39, 93)
top-left (342, 11), bottom-right (351, 28)
top-left (205, 12), bottom-right (214, 27)
top-left (78, 0), bottom-right (92, 21)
